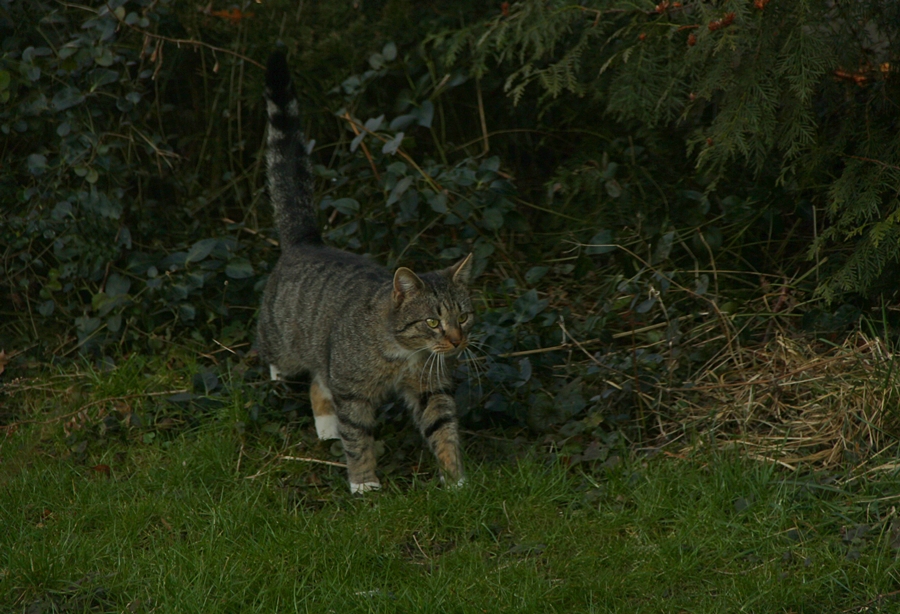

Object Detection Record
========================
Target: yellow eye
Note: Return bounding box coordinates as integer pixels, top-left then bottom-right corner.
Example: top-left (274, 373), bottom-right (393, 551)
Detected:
top-left (425, 318), bottom-right (440, 328)
top-left (459, 313), bottom-right (469, 324)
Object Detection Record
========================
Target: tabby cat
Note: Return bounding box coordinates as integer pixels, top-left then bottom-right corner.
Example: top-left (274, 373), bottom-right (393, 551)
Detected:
top-left (257, 51), bottom-right (474, 493)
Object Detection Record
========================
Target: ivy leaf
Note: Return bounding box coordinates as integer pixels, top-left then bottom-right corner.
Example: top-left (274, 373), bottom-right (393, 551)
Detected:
top-left (652, 231), bottom-right (675, 264)
top-left (52, 87), bottom-right (85, 111)
top-left (193, 370), bottom-right (220, 395)
top-left (525, 266), bottom-right (549, 284)
top-left (105, 273), bottom-right (131, 298)
top-left (695, 274), bottom-right (710, 295)
top-left (481, 207), bottom-right (504, 231)
top-left (350, 131), bottom-right (366, 152)
top-left (586, 230), bottom-right (615, 255)
top-left (27, 154), bottom-right (47, 175)
top-left (331, 198), bottom-right (360, 215)
top-left (185, 238), bottom-right (218, 264)
top-left (364, 115), bottom-right (384, 131)
top-left (93, 47), bottom-right (115, 67)
top-left (382, 42), bottom-right (397, 61)
top-left (387, 176), bottom-right (413, 206)
top-left (389, 114), bottom-right (417, 131)
top-left (382, 131), bottom-right (404, 155)
top-left (88, 68), bottom-right (119, 90)
top-left (369, 52), bottom-right (385, 70)
top-left (225, 258), bottom-right (254, 279)
top-left (513, 289), bottom-right (548, 324)
top-left (554, 379), bottom-right (586, 417)
top-left (414, 100), bottom-right (434, 128)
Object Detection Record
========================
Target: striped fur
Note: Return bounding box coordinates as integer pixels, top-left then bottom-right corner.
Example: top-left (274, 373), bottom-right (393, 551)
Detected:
top-left (257, 51), bottom-right (474, 492)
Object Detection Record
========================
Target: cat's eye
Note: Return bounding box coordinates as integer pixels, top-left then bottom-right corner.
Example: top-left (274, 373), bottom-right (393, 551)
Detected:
top-left (458, 313), bottom-right (469, 324)
top-left (425, 318), bottom-right (440, 328)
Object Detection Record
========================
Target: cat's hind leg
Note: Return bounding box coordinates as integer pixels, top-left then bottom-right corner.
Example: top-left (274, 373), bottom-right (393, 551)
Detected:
top-left (310, 376), bottom-right (340, 440)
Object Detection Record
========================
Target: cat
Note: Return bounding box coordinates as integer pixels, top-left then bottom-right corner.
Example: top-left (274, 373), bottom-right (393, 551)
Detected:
top-left (257, 51), bottom-right (474, 494)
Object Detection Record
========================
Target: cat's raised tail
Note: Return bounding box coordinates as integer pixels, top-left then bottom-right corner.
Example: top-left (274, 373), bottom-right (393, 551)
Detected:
top-left (264, 51), bottom-right (322, 247)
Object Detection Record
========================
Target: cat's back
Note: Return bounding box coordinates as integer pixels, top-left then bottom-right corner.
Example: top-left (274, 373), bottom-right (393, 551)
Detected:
top-left (275, 244), bottom-right (391, 291)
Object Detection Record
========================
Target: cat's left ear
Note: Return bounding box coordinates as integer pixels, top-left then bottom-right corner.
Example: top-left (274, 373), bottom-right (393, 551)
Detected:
top-left (445, 253), bottom-right (474, 285)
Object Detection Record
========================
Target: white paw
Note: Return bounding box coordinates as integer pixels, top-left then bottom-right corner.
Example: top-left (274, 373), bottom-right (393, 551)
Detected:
top-left (440, 475), bottom-right (466, 489)
top-left (350, 481), bottom-right (381, 494)
top-left (269, 365), bottom-right (282, 381)
top-left (315, 414), bottom-right (341, 440)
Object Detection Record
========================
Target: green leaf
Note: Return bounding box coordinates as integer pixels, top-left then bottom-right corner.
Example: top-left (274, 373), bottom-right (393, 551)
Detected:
top-left (185, 238), bottom-right (219, 264)
top-left (27, 154), bottom-right (47, 175)
top-left (225, 258), bottom-right (254, 279)
top-left (481, 207), bottom-right (504, 231)
top-left (554, 379), bottom-right (586, 417)
top-left (415, 101), bottom-right (434, 128)
top-left (331, 198), bottom-right (360, 214)
top-left (652, 231), bottom-right (675, 264)
top-left (428, 192), bottom-right (448, 213)
top-left (89, 68), bottom-right (119, 90)
top-left (105, 273), bottom-right (131, 298)
top-left (364, 115), bottom-right (384, 131)
top-left (368, 52), bottom-right (385, 70)
top-left (94, 47), bottom-right (115, 67)
top-left (513, 289), bottom-right (548, 324)
top-left (389, 114), bottom-right (417, 131)
top-left (584, 230), bottom-right (616, 255)
top-left (387, 176), bottom-right (413, 206)
top-left (52, 87), bottom-right (85, 111)
top-left (382, 132), bottom-right (404, 155)
top-left (525, 266), bottom-right (549, 284)
top-left (382, 42), bottom-right (397, 61)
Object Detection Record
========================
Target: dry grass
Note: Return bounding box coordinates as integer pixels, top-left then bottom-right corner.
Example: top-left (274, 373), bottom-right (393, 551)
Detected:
top-left (671, 331), bottom-right (898, 469)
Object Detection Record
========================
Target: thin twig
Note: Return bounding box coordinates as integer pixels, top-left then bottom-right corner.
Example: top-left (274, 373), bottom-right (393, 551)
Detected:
top-left (279, 455), bottom-right (347, 468)
top-left (107, 5), bottom-right (264, 69)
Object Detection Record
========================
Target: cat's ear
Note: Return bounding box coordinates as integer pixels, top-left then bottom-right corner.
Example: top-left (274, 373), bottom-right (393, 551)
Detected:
top-left (392, 267), bottom-right (425, 306)
top-left (446, 253), bottom-right (474, 285)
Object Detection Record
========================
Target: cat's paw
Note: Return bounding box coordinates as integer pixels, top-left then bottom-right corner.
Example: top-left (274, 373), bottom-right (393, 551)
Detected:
top-left (350, 481), bottom-right (381, 494)
top-left (314, 414), bottom-right (341, 440)
top-left (269, 365), bottom-right (283, 381)
top-left (440, 474), bottom-right (466, 489)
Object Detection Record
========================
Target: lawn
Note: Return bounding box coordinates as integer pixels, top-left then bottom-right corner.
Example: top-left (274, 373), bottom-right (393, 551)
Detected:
top-left (2, 352), bottom-right (899, 613)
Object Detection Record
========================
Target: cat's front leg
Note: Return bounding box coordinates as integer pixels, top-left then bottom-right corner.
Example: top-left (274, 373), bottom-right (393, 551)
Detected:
top-left (408, 391), bottom-right (465, 486)
top-left (333, 396), bottom-right (381, 493)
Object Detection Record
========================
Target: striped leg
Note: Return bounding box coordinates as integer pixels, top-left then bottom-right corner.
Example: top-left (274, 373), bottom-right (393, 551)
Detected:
top-left (408, 390), bottom-right (464, 486)
top-left (334, 397), bottom-right (380, 493)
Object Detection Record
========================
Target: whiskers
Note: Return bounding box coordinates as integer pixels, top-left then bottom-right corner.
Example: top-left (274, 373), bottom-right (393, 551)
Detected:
top-left (419, 350), bottom-right (448, 390)
top-left (413, 335), bottom-right (489, 400)
top-left (459, 339), bottom-right (488, 401)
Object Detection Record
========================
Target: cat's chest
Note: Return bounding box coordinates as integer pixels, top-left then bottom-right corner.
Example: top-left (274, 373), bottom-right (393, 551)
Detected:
top-left (383, 351), bottom-right (431, 391)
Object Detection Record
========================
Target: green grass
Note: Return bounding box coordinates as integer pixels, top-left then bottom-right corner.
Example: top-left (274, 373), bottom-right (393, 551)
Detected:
top-left (2, 354), bottom-right (900, 613)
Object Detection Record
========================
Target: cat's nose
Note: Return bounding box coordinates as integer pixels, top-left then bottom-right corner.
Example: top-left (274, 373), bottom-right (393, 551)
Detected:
top-left (447, 329), bottom-right (462, 347)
